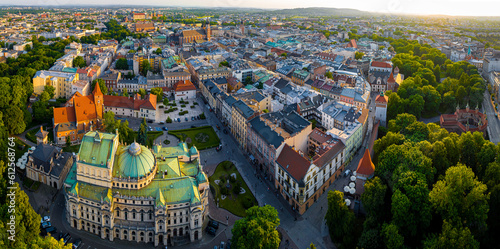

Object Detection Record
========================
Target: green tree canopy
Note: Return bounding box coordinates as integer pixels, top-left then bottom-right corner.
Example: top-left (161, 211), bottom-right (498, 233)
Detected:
top-left (231, 205), bottom-right (280, 249)
top-left (429, 164), bottom-right (489, 230)
top-left (115, 58), bottom-right (129, 70)
top-left (72, 56), bottom-right (86, 68)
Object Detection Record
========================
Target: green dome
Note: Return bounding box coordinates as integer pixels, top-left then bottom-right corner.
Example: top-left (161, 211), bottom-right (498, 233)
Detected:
top-left (115, 142), bottom-right (155, 179)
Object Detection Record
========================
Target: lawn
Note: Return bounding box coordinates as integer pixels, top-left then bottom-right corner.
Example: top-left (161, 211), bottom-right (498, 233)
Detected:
top-left (168, 126), bottom-right (220, 150)
top-left (209, 161), bottom-right (258, 217)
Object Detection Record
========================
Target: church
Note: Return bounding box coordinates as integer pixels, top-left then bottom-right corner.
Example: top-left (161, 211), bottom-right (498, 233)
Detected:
top-left (179, 21), bottom-right (211, 45)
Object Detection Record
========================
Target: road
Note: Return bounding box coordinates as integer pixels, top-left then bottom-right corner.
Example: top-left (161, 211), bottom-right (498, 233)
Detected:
top-left (482, 89), bottom-right (500, 144)
top-left (48, 94), bottom-right (378, 249)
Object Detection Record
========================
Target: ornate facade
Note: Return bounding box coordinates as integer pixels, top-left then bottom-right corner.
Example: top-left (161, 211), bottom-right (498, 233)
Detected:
top-left (63, 131), bottom-right (209, 247)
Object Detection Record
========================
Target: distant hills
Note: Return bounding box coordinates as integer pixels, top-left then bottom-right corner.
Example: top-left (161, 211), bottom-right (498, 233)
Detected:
top-left (264, 7), bottom-right (372, 17)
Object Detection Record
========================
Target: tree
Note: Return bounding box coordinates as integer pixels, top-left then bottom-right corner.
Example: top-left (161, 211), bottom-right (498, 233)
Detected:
top-left (219, 61), bottom-right (229, 67)
top-left (244, 76), bottom-right (253, 85)
top-left (231, 205), bottom-right (280, 249)
top-left (308, 243), bottom-right (317, 249)
top-left (391, 171), bottom-right (431, 238)
top-left (4, 105), bottom-right (26, 134)
top-left (137, 118), bottom-right (148, 146)
top-left (122, 88), bottom-right (129, 97)
top-left (66, 136), bottom-right (71, 147)
top-left (154, 48), bottom-right (162, 55)
top-left (325, 191), bottom-right (355, 248)
top-left (280, 53), bottom-right (287, 58)
top-left (381, 223), bottom-right (404, 249)
top-left (138, 88), bottom-right (146, 98)
top-left (166, 116), bottom-right (172, 123)
top-left (388, 113), bottom-right (417, 134)
top-left (141, 60), bottom-right (152, 76)
top-left (115, 58), bottom-right (129, 70)
top-left (408, 94), bottom-right (424, 118)
top-left (91, 79), bottom-right (108, 95)
top-left (325, 71), bottom-right (333, 79)
top-left (423, 221), bottom-right (479, 249)
top-left (150, 87), bottom-right (163, 102)
top-left (429, 164), bottom-right (489, 231)
top-left (72, 56), bottom-right (86, 68)
top-left (355, 51), bottom-right (364, 60)
top-left (458, 132), bottom-right (479, 172)
top-left (476, 141), bottom-right (497, 179)
top-left (44, 85), bottom-right (55, 99)
top-left (361, 177), bottom-right (388, 221)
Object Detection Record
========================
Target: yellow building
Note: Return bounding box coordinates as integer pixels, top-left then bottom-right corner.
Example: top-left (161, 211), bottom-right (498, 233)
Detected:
top-left (230, 100), bottom-right (257, 150)
top-left (64, 131), bottom-right (209, 247)
top-left (33, 70), bottom-right (78, 99)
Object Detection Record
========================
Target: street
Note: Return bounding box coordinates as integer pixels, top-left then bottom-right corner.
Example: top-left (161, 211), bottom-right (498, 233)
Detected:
top-left (482, 89), bottom-right (500, 144)
top-left (47, 94), bottom-right (378, 249)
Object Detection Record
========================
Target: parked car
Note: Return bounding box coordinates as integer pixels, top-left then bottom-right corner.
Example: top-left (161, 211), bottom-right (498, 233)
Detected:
top-left (197, 116), bottom-right (200, 120)
top-left (206, 226), bottom-right (216, 236)
top-left (147, 120), bottom-right (153, 123)
top-left (185, 117), bottom-right (188, 121)
top-left (58, 233), bottom-right (65, 240)
top-left (160, 121), bottom-right (165, 124)
top-left (63, 233), bottom-right (72, 244)
top-left (72, 238), bottom-right (82, 249)
top-left (191, 116), bottom-right (194, 121)
top-left (344, 169), bottom-right (351, 177)
top-left (45, 226), bottom-right (57, 234)
top-left (163, 127), bottom-right (168, 131)
top-left (208, 220), bottom-right (219, 229)
top-left (226, 241), bottom-right (231, 249)
top-left (177, 118), bottom-right (181, 122)
top-left (220, 241), bottom-right (225, 249)
top-left (43, 216), bottom-right (50, 222)
top-left (41, 221), bottom-right (51, 229)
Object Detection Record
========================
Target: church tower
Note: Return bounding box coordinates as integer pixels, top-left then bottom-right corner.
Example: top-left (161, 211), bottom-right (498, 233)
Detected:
top-left (206, 20), bottom-right (211, 41)
top-left (93, 82), bottom-right (104, 119)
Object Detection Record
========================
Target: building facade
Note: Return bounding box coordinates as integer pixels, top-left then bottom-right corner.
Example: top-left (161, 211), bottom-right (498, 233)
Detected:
top-left (64, 131), bottom-right (209, 247)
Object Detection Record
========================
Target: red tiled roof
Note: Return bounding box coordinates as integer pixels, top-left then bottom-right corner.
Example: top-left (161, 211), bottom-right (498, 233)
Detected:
top-left (309, 128), bottom-right (333, 144)
top-left (356, 149), bottom-right (375, 177)
top-left (74, 95), bottom-right (98, 122)
top-left (313, 141), bottom-right (345, 168)
top-left (54, 107), bottom-right (76, 124)
top-left (375, 94), bottom-right (388, 103)
top-left (277, 144), bottom-right (310, 181)
top-left (103, 94), bottom-right (156, 111)
top-left (174, 80), bottom-right (196, 92)
top-left (371, 61), bottom-right (392, 68)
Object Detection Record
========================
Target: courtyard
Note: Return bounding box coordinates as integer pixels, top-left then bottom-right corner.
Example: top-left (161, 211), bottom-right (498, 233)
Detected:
top-left (168, 126), bottom-right (220, 150)
top-left (209, 161), bottom-right (258, 217)
top-left (158, 98), bottom-right (204, 123)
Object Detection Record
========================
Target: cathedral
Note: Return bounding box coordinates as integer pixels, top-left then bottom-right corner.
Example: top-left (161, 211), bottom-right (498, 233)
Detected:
top-left (179, 21), bottom-right (211, 45)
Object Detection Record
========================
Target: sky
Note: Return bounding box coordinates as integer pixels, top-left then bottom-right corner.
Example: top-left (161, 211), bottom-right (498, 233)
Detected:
top-left (6, 0), bottom-right (500, 17)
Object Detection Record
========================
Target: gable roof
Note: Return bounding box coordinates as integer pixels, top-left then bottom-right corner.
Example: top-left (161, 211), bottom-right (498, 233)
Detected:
top-left (54, 106), bottom-right (76, 124)
top-left (174, 80), bottom-right (196, 92)
top-left (356, 149), bottom-right (375, 176)
top-left (276, 144), bottom-right (310, 182)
